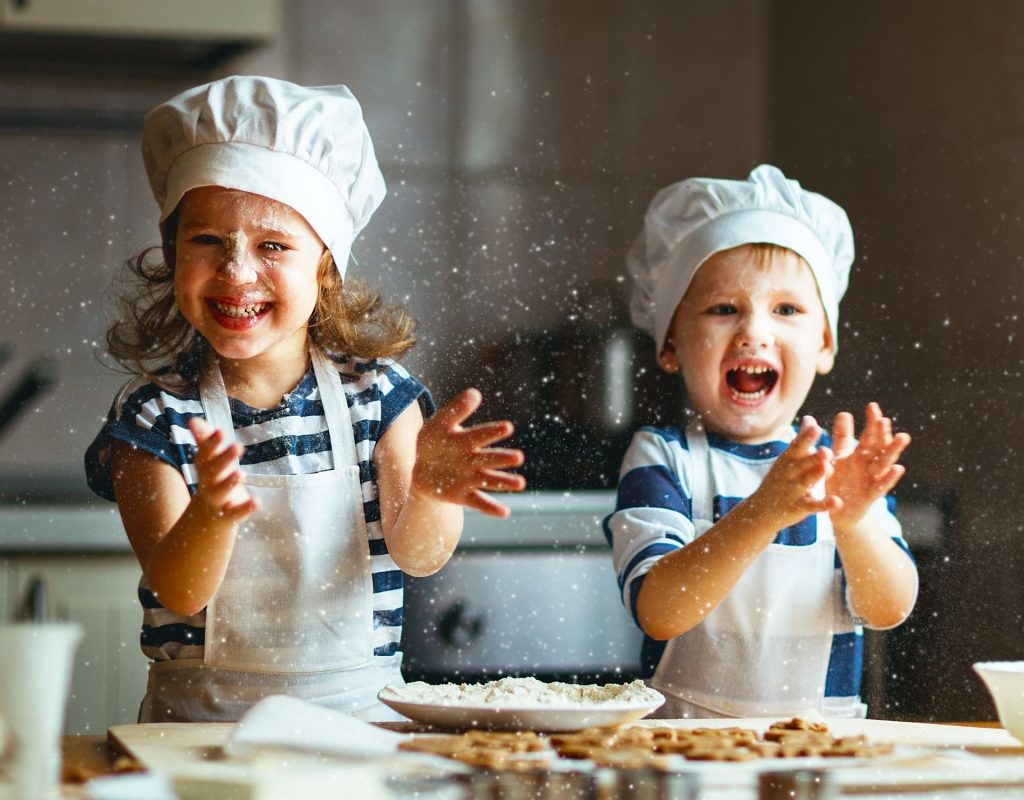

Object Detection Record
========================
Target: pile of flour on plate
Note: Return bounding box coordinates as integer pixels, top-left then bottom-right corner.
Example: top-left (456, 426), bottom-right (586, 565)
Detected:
top-left (391, 677), bottom-right (660, 707)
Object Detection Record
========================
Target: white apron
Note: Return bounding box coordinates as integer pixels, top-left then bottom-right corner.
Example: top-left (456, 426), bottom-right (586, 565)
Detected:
top-left (650, 421), bottom-right (842, 719)
top-left (140, 348), bottom-right (404, 722)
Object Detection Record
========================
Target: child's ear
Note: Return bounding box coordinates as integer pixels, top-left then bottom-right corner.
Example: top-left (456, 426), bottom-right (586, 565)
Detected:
top-left (657, 341), bottom-right (681, 374)
top-left (816, 326), bottom-right (835, 375)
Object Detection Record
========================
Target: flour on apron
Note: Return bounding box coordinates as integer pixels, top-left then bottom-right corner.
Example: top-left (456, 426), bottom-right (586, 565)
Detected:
top-left (141, 347), bottom-right (403, 722)
top-left (650, 420), bottom-right (838, 719)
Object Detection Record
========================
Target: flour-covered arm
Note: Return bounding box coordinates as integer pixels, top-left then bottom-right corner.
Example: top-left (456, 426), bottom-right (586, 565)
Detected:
top-left (607, 419), bottom-right (839, 641)
top-left (375, 388), bottom-right (525, 577)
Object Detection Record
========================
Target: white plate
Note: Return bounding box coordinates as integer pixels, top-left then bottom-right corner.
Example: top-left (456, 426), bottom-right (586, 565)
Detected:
top-left (378, 688), bottom-right (665, 732)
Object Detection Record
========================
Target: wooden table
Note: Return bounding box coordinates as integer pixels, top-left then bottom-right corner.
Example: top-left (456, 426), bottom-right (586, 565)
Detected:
top-left (58, 721), bottom-right (1013, 793)
top-left (61, 735), bottom-right (124, 785)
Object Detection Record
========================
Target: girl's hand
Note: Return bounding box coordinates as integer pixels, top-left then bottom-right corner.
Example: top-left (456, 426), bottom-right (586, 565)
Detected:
top-left (412, 388), bottom-right (526, 518)
top-left (827, 402), bottom-right (910, 532)
top-left (748, 416), bottom-right (841, 530)
top-left (188, 417), bottom-right (259, 523)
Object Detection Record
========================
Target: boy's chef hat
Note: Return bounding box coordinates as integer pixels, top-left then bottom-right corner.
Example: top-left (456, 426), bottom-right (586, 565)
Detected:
top-left (627, 164), bottom-right (853, 354)
top-left (142, 75), bottom-right (385, 276)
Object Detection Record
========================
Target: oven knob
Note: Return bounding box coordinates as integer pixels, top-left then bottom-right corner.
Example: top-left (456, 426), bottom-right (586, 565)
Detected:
top-left (438, 600), bottom-right (485, 647)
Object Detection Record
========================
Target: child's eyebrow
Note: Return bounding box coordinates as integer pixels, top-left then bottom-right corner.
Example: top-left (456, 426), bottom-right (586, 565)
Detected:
top-left (177, 221), bottom-right (300, 238)
top-left (253, 225), bottom-right (301, 239)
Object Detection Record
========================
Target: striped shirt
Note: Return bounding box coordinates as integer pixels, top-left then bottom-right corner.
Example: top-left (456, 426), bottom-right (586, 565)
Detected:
top-left (603, 424), bottom-right (911, 709)
top-left (85, 352), bottom-right (432, 669)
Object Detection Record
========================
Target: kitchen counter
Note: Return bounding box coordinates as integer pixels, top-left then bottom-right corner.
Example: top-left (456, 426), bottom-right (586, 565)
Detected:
top-left (0, 504), bottom-right (129, 554)
top-left (0, 491), bottom-right (617, 555)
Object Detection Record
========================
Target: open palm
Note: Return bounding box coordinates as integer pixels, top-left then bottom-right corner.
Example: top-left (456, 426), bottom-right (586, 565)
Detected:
top-left (827, 403), bottom-right (910, 531)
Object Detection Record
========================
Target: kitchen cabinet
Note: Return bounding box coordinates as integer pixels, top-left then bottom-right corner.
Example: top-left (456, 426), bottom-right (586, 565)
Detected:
top-left (3, 555), bottom-right (148, 735)
top-left (0, 0), bottom-right (277, 39)
top-left (0, 129), bottom-right (148, 497)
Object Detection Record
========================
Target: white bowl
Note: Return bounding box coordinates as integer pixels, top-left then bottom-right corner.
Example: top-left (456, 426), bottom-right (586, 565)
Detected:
top-left (973, 661), bottom-right (1024, 742)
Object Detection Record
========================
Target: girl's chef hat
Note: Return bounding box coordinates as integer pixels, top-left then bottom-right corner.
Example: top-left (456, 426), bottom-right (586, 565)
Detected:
top-left (142, 75), bottom-right (385, 276)
top-left (627, 164), bottom-right (854, 354)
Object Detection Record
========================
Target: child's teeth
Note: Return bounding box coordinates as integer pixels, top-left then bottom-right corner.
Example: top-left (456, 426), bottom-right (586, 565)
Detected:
top-left (214, 301), bottom-right (267, 318)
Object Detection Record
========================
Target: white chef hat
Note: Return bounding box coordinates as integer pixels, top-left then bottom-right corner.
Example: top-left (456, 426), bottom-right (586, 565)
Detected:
top-left (627, 164), bottom-right (853, 354)
top-left (141, 75), bottom-right (386, 277)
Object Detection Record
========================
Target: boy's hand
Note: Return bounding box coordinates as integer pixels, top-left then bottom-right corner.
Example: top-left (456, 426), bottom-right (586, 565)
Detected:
top-left (188, 417), bottom-right (258, 523)
top-left (412, 388), bottom-right (526, 518)
top-left (749, 416), bottom-right (841, 530)
top-left (826, 402), bottom-right (910, 532)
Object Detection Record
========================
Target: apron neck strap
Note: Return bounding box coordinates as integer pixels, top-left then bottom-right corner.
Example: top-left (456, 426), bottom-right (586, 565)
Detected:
top-left (685, 419), bottom-right (713, 524)
top-left (200, 363), bottom-right (233, 434)
top-left (198, 346), bottom-right (358, 468)
top-left (309, 348), bottom-right (358, 467)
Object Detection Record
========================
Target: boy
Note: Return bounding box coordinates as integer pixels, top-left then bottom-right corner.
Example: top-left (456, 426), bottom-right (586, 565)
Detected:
top-left (606, 165), bottom-right (918, 719)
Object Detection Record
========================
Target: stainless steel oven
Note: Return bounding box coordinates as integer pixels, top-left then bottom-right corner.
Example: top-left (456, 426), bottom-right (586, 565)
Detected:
top-left (401, 491), bottom-right (643, 684)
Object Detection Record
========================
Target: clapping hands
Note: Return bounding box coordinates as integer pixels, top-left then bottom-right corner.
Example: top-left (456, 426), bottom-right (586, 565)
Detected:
top-left (757, 403), bottom-right (909, 533)
top-left (187, 416), bottom-right (259, 523)
top-left (411, 388), bottom-right (526, 517)
top-left (826, 402), bottom-right (910, 531)
top-left (753, 415), bottom-right (841, 530)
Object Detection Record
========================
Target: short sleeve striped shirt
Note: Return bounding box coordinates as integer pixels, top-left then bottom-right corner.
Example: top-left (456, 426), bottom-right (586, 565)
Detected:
top-left (84, 352), bottom-right (433, 669)
top-left (603, 424), bottom-right (911, 711)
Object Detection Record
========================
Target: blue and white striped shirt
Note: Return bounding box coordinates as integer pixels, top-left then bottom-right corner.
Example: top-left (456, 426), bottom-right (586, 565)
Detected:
top-left (85, 353), bottom-right (432, 669)
top-left (603, 424), bottom-right (911, 708)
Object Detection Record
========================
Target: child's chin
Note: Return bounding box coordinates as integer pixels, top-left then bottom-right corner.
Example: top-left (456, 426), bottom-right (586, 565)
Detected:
top-left (712, 412), bottom-right (786, 443)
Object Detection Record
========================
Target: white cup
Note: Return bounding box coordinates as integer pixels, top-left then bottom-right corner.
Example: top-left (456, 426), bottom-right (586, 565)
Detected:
top-left (0, 622), bottom-right (83, 800)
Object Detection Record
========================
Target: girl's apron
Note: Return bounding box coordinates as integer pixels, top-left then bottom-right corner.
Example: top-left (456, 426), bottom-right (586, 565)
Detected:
top-left (140, 348), bottom-right (404, 722)
top-left (650, 421), bottom-right (842, 719)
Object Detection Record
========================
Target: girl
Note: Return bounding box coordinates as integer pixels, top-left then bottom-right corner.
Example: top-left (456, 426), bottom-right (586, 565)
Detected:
top-left (85, 76), bottom-right (525, 722)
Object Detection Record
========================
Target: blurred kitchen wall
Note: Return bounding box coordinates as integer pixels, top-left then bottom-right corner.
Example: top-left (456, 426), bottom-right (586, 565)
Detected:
top-left (274, 0), bottom-right (770, 399)
top-left (768, 0), bottom-right (1024, 722)
top-left (1, 0), bottom-right (1021, 720)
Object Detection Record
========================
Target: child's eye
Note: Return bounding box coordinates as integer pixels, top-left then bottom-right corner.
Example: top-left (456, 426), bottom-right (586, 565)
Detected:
top-left (260, 241), bottom-right (288, 252)
top-left (706, 304), bottom-right (736, 315)
top-left (189, 234), bottom-right (221, 245)
top-left (775, 303), bottom-right (801, 316)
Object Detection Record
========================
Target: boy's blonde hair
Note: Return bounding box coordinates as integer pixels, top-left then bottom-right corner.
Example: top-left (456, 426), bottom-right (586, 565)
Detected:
top-left (105, 212), bottom-right (415, 390)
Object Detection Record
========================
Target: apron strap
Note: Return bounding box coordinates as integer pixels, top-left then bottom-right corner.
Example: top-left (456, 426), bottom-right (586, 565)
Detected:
top-left (310, 348), bottom-right (359, 469)
top-left (199, 346), bottom-right (358, 470)
top-left (685, 420), bottom-right (713, 526)
top-left (200, 363), bottom-right (234, 436)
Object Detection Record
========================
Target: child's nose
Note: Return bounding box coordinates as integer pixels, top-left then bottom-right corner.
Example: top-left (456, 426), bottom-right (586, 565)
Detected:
top-left (218, 231), bottom-right (257, 285)
top-left (220, 254), bottom-right (258, 285)
top-left (736, 310), bottom-right (773, 348)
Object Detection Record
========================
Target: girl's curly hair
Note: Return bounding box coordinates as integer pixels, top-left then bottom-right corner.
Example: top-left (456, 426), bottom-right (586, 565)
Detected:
top-left (105, 211), bottom-right (416, 389)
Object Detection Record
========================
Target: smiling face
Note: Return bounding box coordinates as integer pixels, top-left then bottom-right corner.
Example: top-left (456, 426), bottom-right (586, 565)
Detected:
top-left (658, 244), bottom-right (835, 444)
top-left (173, 186), bottom-right (326, 371)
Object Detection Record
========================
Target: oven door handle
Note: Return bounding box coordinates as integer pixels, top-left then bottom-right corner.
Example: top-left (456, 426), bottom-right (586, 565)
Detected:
top-left (438, 600), bottom-right (486, 648)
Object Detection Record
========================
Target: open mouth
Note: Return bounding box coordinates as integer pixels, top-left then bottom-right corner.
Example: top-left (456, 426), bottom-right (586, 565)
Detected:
top-left (726, 364), bottom-right (778, 400)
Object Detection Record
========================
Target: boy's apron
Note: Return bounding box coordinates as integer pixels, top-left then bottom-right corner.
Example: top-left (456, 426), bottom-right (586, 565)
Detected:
top-left (650, 421), bottom-right (840, 719)
top-left (140, 348), bottom-right (404, 722)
